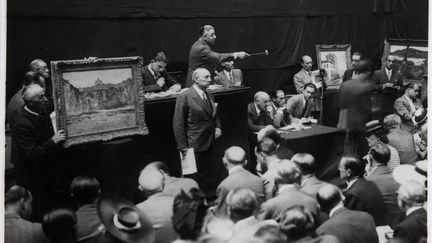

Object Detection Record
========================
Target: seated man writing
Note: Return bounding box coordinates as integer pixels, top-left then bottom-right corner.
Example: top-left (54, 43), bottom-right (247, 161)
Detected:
top-left (142, 51), bottom-right (181, 93)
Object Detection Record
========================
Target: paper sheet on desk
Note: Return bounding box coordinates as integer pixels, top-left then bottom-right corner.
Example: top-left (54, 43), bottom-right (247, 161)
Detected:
top-left (376, 225), bottom-right (393, 243)
top-left (180, 148), bottom-right (197, 175)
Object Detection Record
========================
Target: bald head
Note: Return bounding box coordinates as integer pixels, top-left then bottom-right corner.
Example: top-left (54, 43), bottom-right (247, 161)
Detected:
top-left (398, 180), bottom-right (426, 210)
top-left (254, 91), bottom-right (270, 111)
top-left (316, 184), bottom-right (343, 213)
top-left (192, 68), bottom-right (211, 90)
top-left (138, 167), bottom-right (164, 196)
top-left (23, 84), bottom-right (44, 103)
top-left (291, 153), bottom-right (316, 176)
top-left (223, 146), bottom-right (246, 166)
top-left (301, 55), bottom-right (313, 71)
top-left (30, 59), bottom-right (50, 79)
top-left (276, 160), bottom-right (301, 185)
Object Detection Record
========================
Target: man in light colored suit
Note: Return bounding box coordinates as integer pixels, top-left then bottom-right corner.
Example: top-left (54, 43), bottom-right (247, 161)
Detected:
top-left (136, 166), bottom-right (178, 243)
top-left (217, 146), bottom-right (266, 203)
top-left (173, 68), bottom-right (222, 197)
top-left (383, 114), bottom-right (417, 164)
top-left (227, 189), bottom-right (276, 243)
top-left (215, 60), bottom-right (243, 86)
top-left (186, 25), bottom-right (249, 87)
top-left (292, 153), bottom-right (329, 198)
top-left (258, 160), bottom-right (319, 220)
top-left (365, 143), bottom-right (402, 227)
top-left (316, 184), bottom-right (378, 243)
top-left (394, 83), bottom-right (422, 132)
top-left (285, 83), bottom-right (316, 119)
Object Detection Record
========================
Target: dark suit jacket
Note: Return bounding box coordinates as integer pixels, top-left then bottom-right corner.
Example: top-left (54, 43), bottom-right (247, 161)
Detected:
top-left (365, 166), bottom-right (403, 227)
top-left (393, 208), bottom-right (427, 243)
top-left (136, 193), bottom-right (178, 243)
top-left (386, 128), bottom-right (417, 165)
top-left (76, 203), bottom-right (101, 241)
top-left (342, 69), bottom-right (358, 82)
top-left (247, 102), bottom-right (274, 132)
top-left (217, 167), bottom-right (266, 203)
top-left (394, 95), bottom-right (421, 132)
top-left (258, 186), bottom-right (319, 221)
top-left (141, 64), bottom-right (178, 93)
top-left (215, 69), bottom-right (243, 86)
top-left (5, 213), bottom-right (49, 243)
top-left (372, 68), bottom-right (403, 91)
top-left (173, 86), bottom-right (220, 152)
top-left (316, 207), bottom-right (378, 243)
top-left (286, 94), bottom-right (313, 119)
top-left (6, 89), bottom-right (25, 127)
top-left (344, 178), bottom-right (386, 226)
top-left (186, 38), bottom-right (234, 87)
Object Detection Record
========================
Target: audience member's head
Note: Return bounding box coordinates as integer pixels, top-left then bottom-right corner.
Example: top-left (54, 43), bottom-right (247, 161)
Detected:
top-left (22, 71), bottom-right (44, 90)
top-left (356, 58), bottom-right (373, 75)
top-left (302, 83), bottom-right (316, 100)
top-left (275, 160), bottom-right (301, 186)
top-left (300, 55), bottom-right (313, 72)
top-left (256, 138), bottom-right (279, 173)
top-left (22, 84), bottom-right (47, 113)
top-left (143, 161), bottom-right (171, 176)
top-left (383, 114), bottom-right (402, 130)
top-left (226, 188), bottom-right (258, 222)
top-left (5, 185), bottom-right (33, 220)
top-left (351, 52), bottom-right (363, 70)
top-left (172, 188), bottom-right (208, 240)
top-left (368, 143), bottom-right (391, 166)
top-left (223, 146), bottom-right (247, 169)
top-left (30, 59), bottom-right (50, 79)
top-left (70, 176), bottom-right (100, 207)
top-left (138, 166), bottom-right (164, 197)
top-left (404, 82), bottom-right (419, 99)
top-left (384, 55), bottom-right (395, 70)
top-left (279, 206), bottom-right (316, 241)
top-left (257, 127), bottom-right (281, 145)
top-left (271, 89), bottom-right (286, 108)
top-left (316, 184), bottom-right (344, 213)
top-left (254, 92), bottom-right (270, 111)
top-left (199, 25), bottom-right (216, 45)
top-left (193, 68), bottom-right (211, 90)
top-left (397, 180), bottom-right (426, 211)
top-left (252, 225), bottom-right (288, 243)
top-left (42, 208), bottom-right (77, 243)
top-left (221, 60), bottom-right (234, 72)
top-left (338, 154), bottom-right (366, 180)
top-left (365, 120), bottom-right (389, 146)
top-left (150, 51), bottom-right (168, 75)
top-left (291, 153), bottom-right (316, 177)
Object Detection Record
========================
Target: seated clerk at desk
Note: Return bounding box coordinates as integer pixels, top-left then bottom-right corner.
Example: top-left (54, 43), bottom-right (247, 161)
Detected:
top-left (214, 60), bottom-right (243, 86)
top-left (142, 51), bottom-right (181, 93)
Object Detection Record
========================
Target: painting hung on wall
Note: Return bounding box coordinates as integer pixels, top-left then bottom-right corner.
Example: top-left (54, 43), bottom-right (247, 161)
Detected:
top-left (382, 39), bottom-right (428, 85)
top-left (316, 44), bottom-right (351, 89)
top-left (51, 56), bottom-right (148, 147)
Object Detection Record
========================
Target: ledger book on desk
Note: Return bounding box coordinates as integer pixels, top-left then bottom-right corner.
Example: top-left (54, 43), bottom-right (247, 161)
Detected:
top-left (180, 148), bottom-right (197, 175)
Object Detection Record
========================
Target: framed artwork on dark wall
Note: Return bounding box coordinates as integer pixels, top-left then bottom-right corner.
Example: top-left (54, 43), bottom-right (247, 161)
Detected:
top-left (316, 44), bottom-right (352, 89)
top-left (51, 56), bottom-right (148, 147)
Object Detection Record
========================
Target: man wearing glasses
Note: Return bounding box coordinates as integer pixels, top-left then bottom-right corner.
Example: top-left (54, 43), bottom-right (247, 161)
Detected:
top-left (394, 82), bottom-right (422, 132)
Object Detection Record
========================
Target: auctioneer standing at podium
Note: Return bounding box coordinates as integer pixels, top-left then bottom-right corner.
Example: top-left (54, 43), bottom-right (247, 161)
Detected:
top-left (185, 25), bottom-right (249, 87)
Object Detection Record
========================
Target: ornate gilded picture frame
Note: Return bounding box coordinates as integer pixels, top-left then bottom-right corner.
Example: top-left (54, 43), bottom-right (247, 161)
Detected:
top-left (316, 44), bottom-right (352, 89)
top-left (51, 56), bottom-right (148, 147)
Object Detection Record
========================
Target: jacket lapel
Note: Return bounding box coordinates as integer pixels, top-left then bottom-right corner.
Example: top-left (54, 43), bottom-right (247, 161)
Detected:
top-left (191, 87), bottom-right (213, 117)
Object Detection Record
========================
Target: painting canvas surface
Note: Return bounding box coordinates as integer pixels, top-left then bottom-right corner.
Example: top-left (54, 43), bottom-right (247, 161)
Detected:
top-left (388, 45), bottom-right (427, 82)
top-left (62, 68), bottom-right (137, 137)
top-left (319, 50), bottom-right (348, 87)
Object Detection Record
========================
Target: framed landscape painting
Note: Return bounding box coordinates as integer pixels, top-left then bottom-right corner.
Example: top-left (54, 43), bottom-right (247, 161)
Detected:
top-left (382, 39), bottom-right (428, 85)
top-left (316, 44), bottom-right (351, 89)
top-left (51, 56), bottom-right (148, 147)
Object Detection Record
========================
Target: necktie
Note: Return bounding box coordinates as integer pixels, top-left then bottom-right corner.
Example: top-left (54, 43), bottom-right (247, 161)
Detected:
top-left (202, 93), bottom-right (207, 101)
top-left (229, 72), bottom-right (233, 83)
top-left (387, 69), bottom-right (392, 80)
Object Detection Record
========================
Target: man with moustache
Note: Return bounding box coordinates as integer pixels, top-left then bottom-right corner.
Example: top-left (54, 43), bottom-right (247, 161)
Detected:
top-left (185, 25), bottom-right (249, 87)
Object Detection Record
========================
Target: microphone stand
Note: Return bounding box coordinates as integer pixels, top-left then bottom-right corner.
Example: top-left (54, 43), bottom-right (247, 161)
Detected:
top-left (318, 69), bottom-right (326, 125)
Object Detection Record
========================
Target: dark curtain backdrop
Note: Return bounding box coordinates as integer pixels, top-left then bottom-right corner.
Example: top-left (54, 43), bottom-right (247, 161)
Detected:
top-left (6, 0), bottom-right (428, 101)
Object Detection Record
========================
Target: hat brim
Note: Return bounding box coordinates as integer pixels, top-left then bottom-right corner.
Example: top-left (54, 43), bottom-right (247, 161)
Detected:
top-left (97, 195), bottom-right (155, 243)
top-left (392, 164), bottom-right (427, 186)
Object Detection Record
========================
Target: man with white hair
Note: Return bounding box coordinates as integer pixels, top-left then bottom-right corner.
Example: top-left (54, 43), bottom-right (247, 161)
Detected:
top-left (136, 167), bottom-right (178, 243)
top-left (173, 68), bottom-right (222, 198)
top-left (186, 25), bottom-right (249, 87)
top-left (217, 146), bottom-right (266, 203)
top-left (247, 91), bottom-right (275, 132)
top-left (383, 114), bottom-right (417, 164)
top-left (393, 180), bottom-right (427, 243)
top-left (11, 84), bottom-right (65, 220)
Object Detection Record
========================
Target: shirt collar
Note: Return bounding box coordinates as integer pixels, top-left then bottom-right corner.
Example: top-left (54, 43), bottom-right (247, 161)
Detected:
top-left (346, 178), bottom-right (359, 190)
top-left (148, 64), bottom-right (155, 77)
top-left (406, 206), bottom-right (423, 216)
top-left (300, 175), bottom-right (314, 187)
top-left (233, 216), bottom-right (255, 232)
top-left (223, 70), bottom-right (232, 77)
top-left (229, 165), bottom-right (243, 175)
top-left (278, 184), bottom-right (296, 194)
top-left (254, 103), bottom-right (261, 115)
top-left (24, 106), bottom-right (39, 116)
top-left (329, 204), bottom-right (344, 218)
top-left (193, 84), bottom-right (205, 99)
